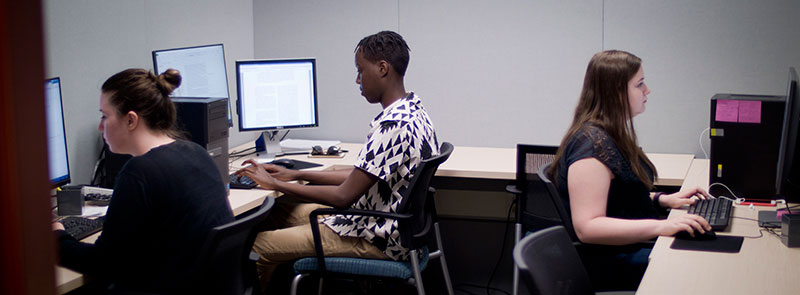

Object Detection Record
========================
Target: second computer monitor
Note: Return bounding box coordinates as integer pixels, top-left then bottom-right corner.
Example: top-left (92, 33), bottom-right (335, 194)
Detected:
top-left (776, 67), bottom-right (800, 201)
top-left (45, 77), bottom-right (70, 188)
top-left (153, 43), bottom-right (232, 126)
top-left (236, 58), bottom-right (318, 158)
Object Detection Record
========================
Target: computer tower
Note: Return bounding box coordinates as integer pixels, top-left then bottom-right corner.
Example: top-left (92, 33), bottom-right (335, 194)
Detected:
top-left (709, 94), bottom-right (785, 198)
top-left (173, 97), bottom-right (230, 189)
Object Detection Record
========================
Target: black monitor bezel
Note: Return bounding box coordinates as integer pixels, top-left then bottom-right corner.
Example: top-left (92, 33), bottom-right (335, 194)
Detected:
top-left (45, 77), bottom-right (71, 188)
top-left (235, 58), bottom-right (319, 132)
top-left (776, 67), bottom-right (799, 198)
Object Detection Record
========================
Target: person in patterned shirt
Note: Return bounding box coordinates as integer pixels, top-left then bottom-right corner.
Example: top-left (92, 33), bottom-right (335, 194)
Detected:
top-left (236, 30), bottom-right (439, 291)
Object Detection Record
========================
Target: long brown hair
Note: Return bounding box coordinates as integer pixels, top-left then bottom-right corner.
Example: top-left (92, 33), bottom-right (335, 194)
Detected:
top-left (549, 50), bottom-right (657, 188)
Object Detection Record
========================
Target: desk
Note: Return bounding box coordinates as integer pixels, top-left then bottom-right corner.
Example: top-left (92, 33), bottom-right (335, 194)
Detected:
top-left (55, 142), bottom-right (695, 293)
top-left (637, 159), bottom-right (800, 295)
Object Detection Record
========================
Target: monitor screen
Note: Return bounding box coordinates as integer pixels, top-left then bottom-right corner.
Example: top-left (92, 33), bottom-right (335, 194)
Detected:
top-left (152, 43), bottom-right (232, 126)
top-left (45, 77), bottom-right (70, 187)
top-left (776, 67), bottom-right (799, 200)
top-left (236, 58), bottom-right (318, 132)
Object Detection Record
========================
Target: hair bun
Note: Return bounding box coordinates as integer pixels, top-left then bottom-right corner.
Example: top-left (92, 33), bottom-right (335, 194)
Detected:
top-left (157, 68), bottom-right (182, 95)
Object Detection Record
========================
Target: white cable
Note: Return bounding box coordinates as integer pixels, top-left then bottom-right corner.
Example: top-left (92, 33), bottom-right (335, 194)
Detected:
top-left (708, 182), bottom-right (739, 201)
top-left (699, 127), bottom-right (710, 159)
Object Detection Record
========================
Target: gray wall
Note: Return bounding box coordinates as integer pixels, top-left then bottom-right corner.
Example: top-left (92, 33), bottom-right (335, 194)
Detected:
top-left (253, 0), bottom-right (800, 153)
top-left (44, 0), bottom-right (254, 184)
top-left (45, 0), bottom-right (800, 184)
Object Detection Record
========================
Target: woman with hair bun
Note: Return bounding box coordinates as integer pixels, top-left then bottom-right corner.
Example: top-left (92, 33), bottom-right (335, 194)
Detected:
top-left (53, 68), bottom-right (234, 293)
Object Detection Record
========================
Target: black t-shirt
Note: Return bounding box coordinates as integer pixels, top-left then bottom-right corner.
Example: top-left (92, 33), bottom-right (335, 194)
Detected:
top-left (555, 124), bottom-right (658, 226)
top-left (57, 140), bottom-right (234, 293)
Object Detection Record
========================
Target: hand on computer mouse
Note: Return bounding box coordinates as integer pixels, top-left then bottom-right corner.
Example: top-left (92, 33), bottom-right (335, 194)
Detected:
top-left (675, 229), bottom-right (716, 241)
top-left (659, 214), bottom-right (712, 237)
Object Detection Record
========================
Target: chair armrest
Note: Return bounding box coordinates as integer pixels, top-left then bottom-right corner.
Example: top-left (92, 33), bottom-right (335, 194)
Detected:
top-left (506, 184), bottom-right (522, 195)
top-left (306, 207), bottom-right (412, 275)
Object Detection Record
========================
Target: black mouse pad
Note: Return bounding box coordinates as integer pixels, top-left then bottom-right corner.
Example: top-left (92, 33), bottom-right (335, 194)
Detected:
top-left (288, 159), bottom-right (323, 170)
top-left (670, 235), bottom-right (744, 253)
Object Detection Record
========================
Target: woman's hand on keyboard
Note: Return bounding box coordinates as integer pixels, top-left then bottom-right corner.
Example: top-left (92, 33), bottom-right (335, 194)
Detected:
top-left (660, 186), bottom-right (712, 209)
top-left (52, 221), bottom-right (65, 231)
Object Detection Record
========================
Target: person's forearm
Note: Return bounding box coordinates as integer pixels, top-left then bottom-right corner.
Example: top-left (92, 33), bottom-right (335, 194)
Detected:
top-left (296, 168), bottom-right (353, 185)
top-left (576, 217), bottom-right (662, 245)
top-left (273, 181), bottom-right (353, 208)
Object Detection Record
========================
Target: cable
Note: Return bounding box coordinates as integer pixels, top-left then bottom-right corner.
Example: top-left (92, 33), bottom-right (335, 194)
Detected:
top-left (483, 200), bottom-right (514, 295)
top-left (707, 182), bottom-right (739, 201)
top-left (453, 283), bottom-right (510, 295)
top-left (699, 127), bottom-right (710, 159)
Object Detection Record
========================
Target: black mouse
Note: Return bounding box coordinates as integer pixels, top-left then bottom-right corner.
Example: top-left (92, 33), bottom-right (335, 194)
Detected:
top-left (675, 230), bottom-right (716, 241)
top-left (270, 158), bottom-right (295, 168)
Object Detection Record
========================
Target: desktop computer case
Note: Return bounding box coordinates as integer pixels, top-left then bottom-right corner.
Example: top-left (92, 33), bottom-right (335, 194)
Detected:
top-left (173, 97), bottom-right (230, 189)
top-left (709, 94), bottom-right (785, 199)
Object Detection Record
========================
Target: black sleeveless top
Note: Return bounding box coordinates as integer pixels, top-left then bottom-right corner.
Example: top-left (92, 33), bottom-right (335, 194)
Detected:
top-left (555, 124), bottom-right (658, 225)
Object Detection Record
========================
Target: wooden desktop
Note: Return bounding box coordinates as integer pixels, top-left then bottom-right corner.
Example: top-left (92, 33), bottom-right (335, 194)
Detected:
top-left (637, 159), bottom-right (800, 295)
top-left (55, 143), bottom-right (695, 294)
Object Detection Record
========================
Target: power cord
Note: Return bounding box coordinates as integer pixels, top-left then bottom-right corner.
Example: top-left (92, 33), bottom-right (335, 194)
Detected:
top-left (699, 127), bottom-right (710, 159)
top-left (485, 200), bottom-right (514, 295)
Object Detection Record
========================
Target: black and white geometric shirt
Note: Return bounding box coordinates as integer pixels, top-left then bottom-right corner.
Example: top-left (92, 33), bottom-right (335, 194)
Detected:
top-left (322, 92), bottom-right (439, 260)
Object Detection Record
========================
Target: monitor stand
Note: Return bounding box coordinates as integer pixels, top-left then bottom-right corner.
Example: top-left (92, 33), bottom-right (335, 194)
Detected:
top-left (254, 131), bottom-right (284, 163)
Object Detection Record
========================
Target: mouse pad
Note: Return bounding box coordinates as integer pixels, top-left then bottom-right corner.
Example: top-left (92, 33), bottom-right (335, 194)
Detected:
top-left (289, 159), bottom-right (323, 170)
top-left (670, 235), bottom-right (744, 253)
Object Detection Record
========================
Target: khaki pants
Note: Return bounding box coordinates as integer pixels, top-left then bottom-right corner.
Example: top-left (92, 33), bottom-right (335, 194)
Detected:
top-left (252, 197), bottom-right (388, 291)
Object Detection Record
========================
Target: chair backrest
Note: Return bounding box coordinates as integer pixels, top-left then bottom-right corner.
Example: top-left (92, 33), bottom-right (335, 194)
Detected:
top-left (513, 225), bottom-right (594, 295)
top-left (195, 197), bottom-right (276, 294)
top-left (537, 162), bottom-right (580, 243)
top-left (515, 144), bottom-right (561, 232)
top-left (396, 142), bottom-right (454, 250)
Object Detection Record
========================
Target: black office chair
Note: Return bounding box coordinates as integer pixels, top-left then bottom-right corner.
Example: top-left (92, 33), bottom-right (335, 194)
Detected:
top-left (513, 225), bottom-right (594, 295)
top-left (504, 144), bottom-right (560, 295)
top-left (290, 142), bottom-right (455, 295)
top-left (194, 197), bottom-right (276, 295)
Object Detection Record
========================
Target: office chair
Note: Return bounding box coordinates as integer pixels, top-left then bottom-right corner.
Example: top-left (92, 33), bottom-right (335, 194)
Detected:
top-left (290, 142), bottom-right (455, 295)
top-left (195, 197), bottom-right (276, 295)
top-left (504, 144), bottom-right (560, 295)
top-left (513, 225), bottom-right (594, 295)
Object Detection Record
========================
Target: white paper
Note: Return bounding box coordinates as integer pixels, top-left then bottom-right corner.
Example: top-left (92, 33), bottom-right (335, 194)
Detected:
top-left (280, 139), bottom-right (341, 150)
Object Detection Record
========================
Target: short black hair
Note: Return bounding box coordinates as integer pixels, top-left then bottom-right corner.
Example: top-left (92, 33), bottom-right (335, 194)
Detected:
top-left (355, 31), bottom-right (411, 76)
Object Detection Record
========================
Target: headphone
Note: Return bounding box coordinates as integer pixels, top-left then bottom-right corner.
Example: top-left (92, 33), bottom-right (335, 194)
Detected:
top-left (311, 145), bottom-right (341, 156)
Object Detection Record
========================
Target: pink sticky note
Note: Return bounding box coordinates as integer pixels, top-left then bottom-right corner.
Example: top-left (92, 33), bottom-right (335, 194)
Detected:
top-left (738, 100), bottom-right (762, 123)
top-left (715, 100), bottom-right (739, 122)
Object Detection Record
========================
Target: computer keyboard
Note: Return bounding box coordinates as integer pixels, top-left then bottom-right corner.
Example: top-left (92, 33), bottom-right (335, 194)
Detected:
top-left (229, 174), bottom-right (257, 189)
top-left (687, 198), bottom-right (733, 231)
top-left (60, 216), bottom-right (105, 240)
top-left (82, 186), bottom-right (113, 206)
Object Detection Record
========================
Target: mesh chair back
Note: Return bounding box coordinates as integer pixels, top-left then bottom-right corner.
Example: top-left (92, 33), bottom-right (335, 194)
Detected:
top-left (196, 197), bottom-right (275, 294)
top-left (537, 162), bottom-right (580, 243)
top-left (515, 144), bottom-right (561, 232)
top-left (396, 142), bottom-right (454, 250)
top-left (513, 225), bottom-right (594, 295)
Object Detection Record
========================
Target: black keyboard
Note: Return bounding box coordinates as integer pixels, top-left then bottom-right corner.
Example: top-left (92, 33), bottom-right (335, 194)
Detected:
top-left (229, 174), bottom-right (257, 189)
top-left (84, 193), bottom-right (112, 205)
top-left (687, 198), bottom-right (733, 231)
top-left (61, 216), bottom-right (105, 240)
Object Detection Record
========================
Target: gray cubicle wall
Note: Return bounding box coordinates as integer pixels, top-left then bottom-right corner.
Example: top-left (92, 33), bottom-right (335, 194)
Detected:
top-left (253, 0), bottom-right (800, 156)
top-left (43, 0), bottom-right (255, 184)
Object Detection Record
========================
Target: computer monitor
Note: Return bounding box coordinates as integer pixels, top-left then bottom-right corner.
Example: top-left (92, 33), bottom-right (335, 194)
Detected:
top-left (236, 58), bottom-right (318, 161)
top-left (776, 67), bottom-right (799, 201)
top-left (152, 43), bottom-right (232, 126)
top-left (45, 77), bottom-right (70, 188)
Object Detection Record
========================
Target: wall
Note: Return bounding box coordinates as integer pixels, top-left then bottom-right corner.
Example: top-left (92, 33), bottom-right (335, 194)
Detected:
top-left (44, 0), bottom-right (800, 183)
top-left (252, 0), bottom-right (800, 155)
top-left (43, 0), bottom-right (254, 184)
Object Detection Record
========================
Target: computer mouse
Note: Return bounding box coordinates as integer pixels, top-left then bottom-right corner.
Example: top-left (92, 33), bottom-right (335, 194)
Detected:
top-left (675, 230), bottom-right (716, 241)
top-left (270, 158), bottom-right (296, 168)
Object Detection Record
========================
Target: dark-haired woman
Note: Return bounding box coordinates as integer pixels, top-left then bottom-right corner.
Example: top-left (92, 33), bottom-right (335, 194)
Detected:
top-left (547, 50), bottom-right (712, 291)
top-left (53, 69), bottom-right (234, 293)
